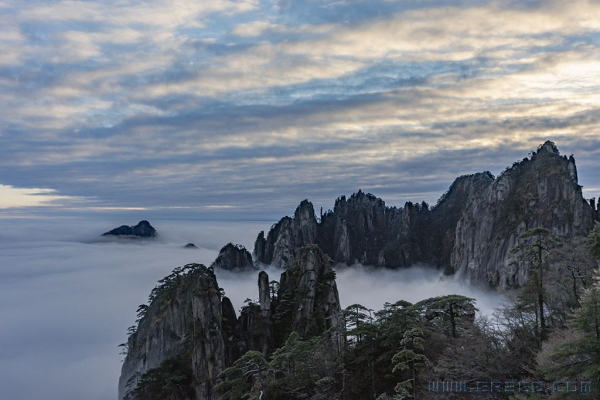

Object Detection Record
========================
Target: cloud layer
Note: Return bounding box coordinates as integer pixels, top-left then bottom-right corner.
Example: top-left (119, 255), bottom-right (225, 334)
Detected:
top-left (0, 0), bottom-right (599, 218)
top-left (0, 217), bottom-right (504, 400)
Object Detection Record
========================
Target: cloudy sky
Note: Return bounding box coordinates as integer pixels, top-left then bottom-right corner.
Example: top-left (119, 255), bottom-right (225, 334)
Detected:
top-left (1, 0), bottom-right (599, 220)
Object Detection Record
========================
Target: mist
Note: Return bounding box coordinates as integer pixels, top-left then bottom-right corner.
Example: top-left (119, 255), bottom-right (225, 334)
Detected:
top-left (0, 217), bottom-right (504, 400)
top-left (334, 264), bottom-right (504, 317)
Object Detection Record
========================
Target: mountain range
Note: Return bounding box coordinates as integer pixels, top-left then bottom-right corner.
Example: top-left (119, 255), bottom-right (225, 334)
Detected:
top-left (118, 140), bottom-right (599, 400)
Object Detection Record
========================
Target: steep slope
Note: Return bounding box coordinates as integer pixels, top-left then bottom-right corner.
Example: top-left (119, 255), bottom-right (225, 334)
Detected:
top-left (210, 243), bottom-right (256, 271)
top-left (254, 199), bottom-right (317, 267)
top-left (118, 264), bottom-right (234, 400)
top-left (451, 141), bottom-right (595, 288)
top-left (272, 245), bottom-right (343, 348)
top-left (429, 172), bottom-right (495, 273)
top-left (252, 141), bottom-right (597, 290)
top-left (254, 178), bottom-right (493, 270)
top-left (119, 245), bottom-right (343, 399)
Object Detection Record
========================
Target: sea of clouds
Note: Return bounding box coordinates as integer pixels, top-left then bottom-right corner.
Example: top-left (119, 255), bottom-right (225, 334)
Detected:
top-left (0, 217), bottom-right (504, 400)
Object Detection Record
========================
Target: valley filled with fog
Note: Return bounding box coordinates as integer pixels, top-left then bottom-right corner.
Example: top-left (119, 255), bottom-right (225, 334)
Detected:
top-left (0, 217), bottom-right (504, 400)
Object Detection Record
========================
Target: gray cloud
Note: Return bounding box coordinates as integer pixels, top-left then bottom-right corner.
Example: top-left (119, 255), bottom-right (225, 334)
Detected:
top-left (3, 0), bottom-right (600, 217)
top-left (3, 1), bottom-right (599, 397)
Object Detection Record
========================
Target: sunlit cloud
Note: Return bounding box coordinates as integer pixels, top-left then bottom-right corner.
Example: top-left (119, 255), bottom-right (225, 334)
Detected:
top-left (0, 0), bottom-right (598, 215)
top-left (0, 184), bottom-right (83, 209)
top-left (230, 20), bottom-right (272, 36)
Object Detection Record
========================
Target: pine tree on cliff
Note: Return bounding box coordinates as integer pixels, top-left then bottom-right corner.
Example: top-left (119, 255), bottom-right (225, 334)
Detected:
top-left (511, 228), bottom-right (561, 341)
top-left (538, 287), bottom-right (600, 386)
top-left (392, 328), bottom-right (431, 399)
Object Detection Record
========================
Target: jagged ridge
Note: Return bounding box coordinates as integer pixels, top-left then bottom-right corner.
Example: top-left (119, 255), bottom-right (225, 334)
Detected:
top-left (253, 141), bottom-right (599, 285)
top-left (254, 174), bottom-right (494, 271)
top-left (452, 141), bottom-right (595, 288)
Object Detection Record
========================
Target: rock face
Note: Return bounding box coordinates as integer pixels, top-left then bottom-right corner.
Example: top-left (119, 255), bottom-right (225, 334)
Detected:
top-left (253, 141), bottom-right (597, 290)
top-left (233, 272), bottom-right (274, 357)
top-left (277, 245), bottom-right (343, 342)
top-left (319, 191), bottom-right (396, 267)
top-left (254, 181), bottom-right (491, 271)
top-left (210, 243), bottom-right (256, 271)
top-left (430, 172), bottom-right (496, 274)
top-left (119, 245), bottom-right (343, 399)
top-left (118, 264), bottom-right (233, 400)
top-left (253, 200), bottom-right (317, 267)
top-left (103, 220), bottom-right (156, 238)
top-left (451, 141), bottom-right (595, 288)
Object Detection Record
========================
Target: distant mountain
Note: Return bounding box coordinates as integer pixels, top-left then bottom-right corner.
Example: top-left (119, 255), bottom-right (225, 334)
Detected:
top-left (102, 220), bottom-right (157, 238)
top-left (210, 243), bottom-right (257, 271)
top-left (253, 141), bottom-right (599, 288)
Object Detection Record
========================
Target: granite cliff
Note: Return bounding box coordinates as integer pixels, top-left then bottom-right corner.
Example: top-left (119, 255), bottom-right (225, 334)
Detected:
top-left (210, 243), bottom-right (256, 271)
top-left (451, 141), bottom-right (595, 288)
top-left (253, 200), bottom-right (317, 267)
top-left (253, 141), bottom-right (598, 288)
top-left (254, 175), bottom-right (493, 271)
top-left (119, 246), bottom-right (343, 400)
top-left (118, 264), bottom-right (234, 400)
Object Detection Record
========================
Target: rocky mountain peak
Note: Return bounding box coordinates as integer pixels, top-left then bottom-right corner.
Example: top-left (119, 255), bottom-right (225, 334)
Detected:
top-left (255, 177), bottom-right (490, 270)
top-left (253, 201), bottom-right (318, 267)
top-left (118, 264), bottom-right (229, 400)
top-left (102, 220), bottom-right (157, 238)
top-left (451, 142), bottom-right (594, 288)
top-left (253, 141), bottom-right (596, 288)
top-left (268, 244), bottom-right (344, 350)
top-left (293, 199), bottom-right (317, 248)
top-left (539, 140), bottom-right (559, 154)
top-left (119, 243), bottom-right (344, 399)
top-left (210, 243), bottom-right (256, 271)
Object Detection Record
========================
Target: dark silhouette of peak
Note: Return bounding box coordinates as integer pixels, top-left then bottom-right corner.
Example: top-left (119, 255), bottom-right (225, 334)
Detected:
top-left (253, 141), bottom-right (597, 281)
top-left (211, 243), bottom-right (256, 271)
top-left (102, 220), bottom-right (157, 238)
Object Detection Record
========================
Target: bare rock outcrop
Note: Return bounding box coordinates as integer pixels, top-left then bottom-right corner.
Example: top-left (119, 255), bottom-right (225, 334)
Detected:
top-left (254, 181), bottom-right (490, 270)
top-left (237, 271), bottom-right (273, 356)
top-left (254, 200), bottom-right (317, 267)
top-left (451, 141), bottom-right (595, 288)
top-left (271, 245), bottom-right (343, 346)
top-left (118, 245), bottom-right (344, 399)
top-left (210, 243), bottom-right (256, 271)
top-left (252, 141), bottom-right (596, 291)
top-left (118, 264), bottom-right (232, 400)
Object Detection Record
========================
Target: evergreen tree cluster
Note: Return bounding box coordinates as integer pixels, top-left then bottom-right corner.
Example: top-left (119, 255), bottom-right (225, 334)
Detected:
top-left (123, 224), bottom-right (600, 400)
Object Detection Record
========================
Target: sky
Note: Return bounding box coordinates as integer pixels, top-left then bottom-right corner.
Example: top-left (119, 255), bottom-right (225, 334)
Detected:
top-left (1, 3), bottom-right (597, 397)
top-left (0, 218), bottom-right (503, 400)
top-left (0, 0), bottom-right (599, 220)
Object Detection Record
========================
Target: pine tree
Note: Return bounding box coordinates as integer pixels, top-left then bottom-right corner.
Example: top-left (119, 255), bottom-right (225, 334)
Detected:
top-left (540, 287), bottom-right (600, 383)
top-left (215, 351), bottom-right (269, 400)
top-left (511, 228), bottom-right (561, 341)
top-left (391, 328), bottom-right (431, 398)
top-left (589, 222), bottom-right (600, 260)
top-left (412, 294), bottom-right (477, 338)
